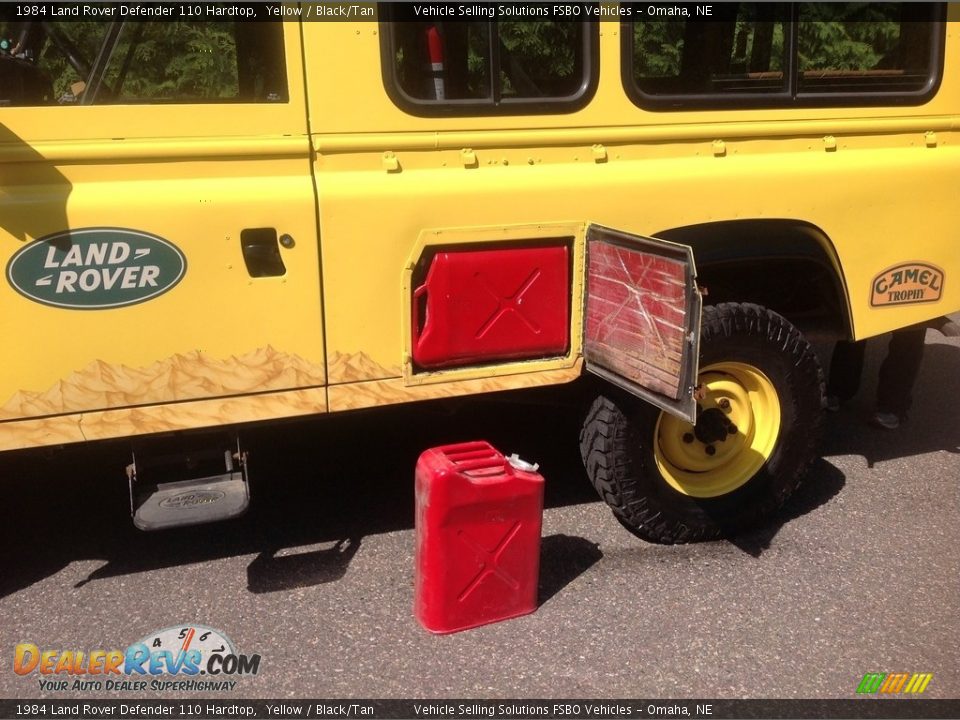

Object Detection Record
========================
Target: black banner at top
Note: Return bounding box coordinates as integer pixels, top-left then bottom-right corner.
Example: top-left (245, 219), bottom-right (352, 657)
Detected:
top-left (3, 699), bottom-right (960, 720)
top-left (0, 2), bottom-right (943, 24)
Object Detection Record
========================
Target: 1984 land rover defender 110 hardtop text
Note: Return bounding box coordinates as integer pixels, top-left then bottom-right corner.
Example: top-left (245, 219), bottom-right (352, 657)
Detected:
top-left (1, 4), bottom-right (958, 541)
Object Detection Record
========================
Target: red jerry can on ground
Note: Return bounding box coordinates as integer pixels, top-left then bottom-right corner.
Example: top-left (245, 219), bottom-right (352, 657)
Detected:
top-left (414, 441), bottom-right (544, 634)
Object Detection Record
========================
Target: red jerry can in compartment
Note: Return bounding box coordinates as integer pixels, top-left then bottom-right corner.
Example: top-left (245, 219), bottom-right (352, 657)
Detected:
top-left (415, 441), bottom-right (544, 634)
top-left (411, 245), bottom-right (570, 369)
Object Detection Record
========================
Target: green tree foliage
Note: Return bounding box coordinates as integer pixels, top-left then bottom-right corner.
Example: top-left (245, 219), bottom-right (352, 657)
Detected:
top-left (388, 5), bottom-right (913, 103)
top-left (634, 22), bottom-right (685, 77)
top-left (632, 3), bottom-right (908, 85)
top-left (393, 20), bottom-right (584, 100)
top-left (797, 5), bottom-right (899, 71)
top-left (42, 23), bottom-right (106, 99)
top-left (498, 22), bottom-right (582, 96)
top-left (107, 23), bottom-right (238, 101)
top-left (1, 4), bottom-right (924, 107)
top-left (0, 17), bottom-right (240, 104)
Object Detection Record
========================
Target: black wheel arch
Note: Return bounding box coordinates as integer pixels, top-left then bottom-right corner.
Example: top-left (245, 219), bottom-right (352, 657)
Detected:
top-left (655, 219), bottom-right (853, 342)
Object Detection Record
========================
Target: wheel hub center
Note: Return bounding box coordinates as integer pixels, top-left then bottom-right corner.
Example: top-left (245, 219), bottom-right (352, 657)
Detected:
top-left (693, 406), bottom-right (734, 445)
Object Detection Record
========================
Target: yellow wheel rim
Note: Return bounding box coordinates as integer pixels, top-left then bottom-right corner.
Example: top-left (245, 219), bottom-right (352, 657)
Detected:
top-left (654, 362), bottom-right (781, 498)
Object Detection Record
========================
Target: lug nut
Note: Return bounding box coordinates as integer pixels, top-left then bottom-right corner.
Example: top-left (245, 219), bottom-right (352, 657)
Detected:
top-left (705, 445), bottom-right (716, 456)
top-left (682, 433), bottom-right (695, 444)
top-left (718, 398), bottom-right (731, 411)
top-left (727, 424), bottom-right (738, 435)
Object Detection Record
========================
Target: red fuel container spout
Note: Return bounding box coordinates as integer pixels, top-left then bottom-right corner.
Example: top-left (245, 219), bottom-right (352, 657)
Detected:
top-left (414, 441), bottom-right (545, 634)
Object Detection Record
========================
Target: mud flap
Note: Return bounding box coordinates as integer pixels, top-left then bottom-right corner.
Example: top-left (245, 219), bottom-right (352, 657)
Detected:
top-left (583, 224), bottom-right (701, 423)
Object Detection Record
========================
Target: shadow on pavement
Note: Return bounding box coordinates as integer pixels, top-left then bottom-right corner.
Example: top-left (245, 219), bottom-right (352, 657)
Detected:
top-left (2, 335), bottom-right (957, 595)
top-left (722, 332), bottom-right (960, 557)
top-left (0, 384), bottom-right (596, 598)
top-left (728, 457), bottom-right (847, 557)
top-left (246, 538), bottom-right (361, 594)
top-left (538, 534), bottom-right (604, 606)
top-left (819, 339), bottom-right (960, 468)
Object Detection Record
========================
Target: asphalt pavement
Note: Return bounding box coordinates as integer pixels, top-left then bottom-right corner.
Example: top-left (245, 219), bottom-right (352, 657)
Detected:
top-left (1, 327), bottom-right (957, 701)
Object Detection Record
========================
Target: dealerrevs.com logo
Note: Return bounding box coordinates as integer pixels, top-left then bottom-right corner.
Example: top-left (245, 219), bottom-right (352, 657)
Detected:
top-left (14, 625), bottom-right (260, 692)
top-left (6, 227), bottom-right (186, 310)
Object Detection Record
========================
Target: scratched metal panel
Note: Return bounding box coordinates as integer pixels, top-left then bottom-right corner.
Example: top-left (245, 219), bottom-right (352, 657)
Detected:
top-left (584, 225), bottom-right (701, 423)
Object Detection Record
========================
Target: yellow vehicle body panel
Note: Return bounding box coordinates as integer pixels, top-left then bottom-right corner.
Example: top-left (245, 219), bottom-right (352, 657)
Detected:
top-left (304, 16), bottom-right (960, 356)
top-left (0, 26), bottom-right (326, 451)
top-left (2, 14), bottom-right (959, 452)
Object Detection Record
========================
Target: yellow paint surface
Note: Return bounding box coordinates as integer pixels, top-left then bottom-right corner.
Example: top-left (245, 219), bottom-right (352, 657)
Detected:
top-left (2, 17), bottom-right (959, 450)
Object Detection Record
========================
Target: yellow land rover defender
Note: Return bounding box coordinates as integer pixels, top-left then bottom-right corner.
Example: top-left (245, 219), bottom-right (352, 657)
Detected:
top-left (1, 4), bottom-right (957, 541)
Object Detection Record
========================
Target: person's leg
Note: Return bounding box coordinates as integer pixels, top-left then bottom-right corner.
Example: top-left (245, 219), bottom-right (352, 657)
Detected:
top-left (827, 340), bottom-right (867, 404)
top-left (876, 326), bottom-right (927, 419)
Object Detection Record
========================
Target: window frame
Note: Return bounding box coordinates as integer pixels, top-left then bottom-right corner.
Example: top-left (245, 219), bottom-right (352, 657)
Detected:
top-left (379, 17), bottom-right (600, 117)
top-left (621, 2), bottom-right (947, 111)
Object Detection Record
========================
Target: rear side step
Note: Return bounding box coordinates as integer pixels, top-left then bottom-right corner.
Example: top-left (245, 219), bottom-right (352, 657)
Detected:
top-left (127, 435), bottom-right (250, 531)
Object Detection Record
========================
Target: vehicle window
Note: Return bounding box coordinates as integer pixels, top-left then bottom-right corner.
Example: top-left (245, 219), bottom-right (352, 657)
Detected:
top-left (625, 2), bottom-right (942, 109)
top-left (797, 4), bottom-right (938, 94)
top-left (632, 5), bottom-right (789, 98)
top-left (0, 15), bottom-right (287, 107)
top-left (382, 8), bottom-right (597, 114)
top-left (0, 19), bottom-right (107, 105)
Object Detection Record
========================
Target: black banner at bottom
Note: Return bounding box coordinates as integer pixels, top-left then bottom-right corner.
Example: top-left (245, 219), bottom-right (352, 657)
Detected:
top-left (3, 699), bottom-right (960, 720)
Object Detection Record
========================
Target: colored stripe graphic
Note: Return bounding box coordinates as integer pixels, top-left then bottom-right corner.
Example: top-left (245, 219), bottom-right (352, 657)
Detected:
top-left (857, 673), bottom-right (886, 694)
top-left (904, 673), bottom-right (933, 694)
top-left (880, 673), bottom-right (909, 693)
top-left (857, 672), bottom-right (932, 694)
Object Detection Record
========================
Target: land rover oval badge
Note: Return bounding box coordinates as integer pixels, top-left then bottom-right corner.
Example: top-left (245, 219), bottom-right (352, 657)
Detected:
top-left (6, 227), bottom-right (186, 309)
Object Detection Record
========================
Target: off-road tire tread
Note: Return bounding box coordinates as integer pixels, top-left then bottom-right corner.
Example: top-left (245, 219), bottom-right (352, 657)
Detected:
top-left (579, 302), bottom-right (824, 544)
